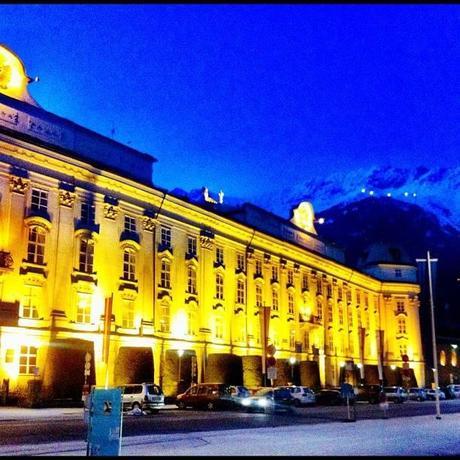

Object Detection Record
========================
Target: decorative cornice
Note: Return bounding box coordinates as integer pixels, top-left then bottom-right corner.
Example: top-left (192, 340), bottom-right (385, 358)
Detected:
top-left (59, 189), bottom-right (76, 208)
top-left (142, 216), bottom-right (155, 232)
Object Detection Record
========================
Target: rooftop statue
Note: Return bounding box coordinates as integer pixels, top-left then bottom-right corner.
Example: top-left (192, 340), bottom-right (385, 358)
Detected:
top-left (290, 201), bottom-right (318, 235)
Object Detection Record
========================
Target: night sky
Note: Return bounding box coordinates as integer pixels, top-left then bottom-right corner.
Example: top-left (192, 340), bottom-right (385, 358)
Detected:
top-left (2, 4), bottom-right (459, 199)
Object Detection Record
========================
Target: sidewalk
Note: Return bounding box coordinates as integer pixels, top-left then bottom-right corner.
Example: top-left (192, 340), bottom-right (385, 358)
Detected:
top-left (0, 412), bottom-right (459, 456)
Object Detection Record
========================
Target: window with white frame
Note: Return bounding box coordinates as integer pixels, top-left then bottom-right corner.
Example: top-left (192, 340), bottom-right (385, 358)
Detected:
top-left (160, 259), bottom-right (171, 288)
top-left (160, 227), bottom-right (171, 247)
top-left (272, 288), bottom-right (279, 311)
top-left (255, 284), bottom-right (263, 307)
top-left (81, 202), bottom-right (96, 222)
top-left (19, 345), bottom-right (37, 375)
top-left (31, 188), bottom-right (48, 212)
top-left (187, 236), bottom-right (197, 255)
top-left (160, 302), bottom-right (170, 332)
top-left (271, 265), bottom-right (278, 281)
top-left (236, 279), bottom-right (245, 304)
top-left (20, 286), bottom-right (39, 319)
top-left (27, 226), bottom-right (46, 264)
top-left (124, 215), bottom-right (136, 232)
top-left (79, 236), bottom-right (94, 273)
top-left (288, 292), bottom-right (294, 315)
top-left (76, 292), bottom-right (92, 324)
top-left (122, 299), bottom-right (135, 328)
top-left (237, 253), bottom-right (245, 271)
top-left (123, 248), bottom-right (136, 281)
top-left (187, 265), bottom-right (197, 294)
top-left (216, 273), bottom-right (224, 300)
top-left (215, 246), bottom-right (224, 265)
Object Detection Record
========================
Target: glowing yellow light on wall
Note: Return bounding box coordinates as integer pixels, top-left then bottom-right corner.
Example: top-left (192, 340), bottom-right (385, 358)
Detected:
top-left (172, 310), bottom-right (187, 337)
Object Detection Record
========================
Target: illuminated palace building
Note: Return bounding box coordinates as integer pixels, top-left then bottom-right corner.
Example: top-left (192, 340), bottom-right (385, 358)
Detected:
top-left (0, 46), bottom-right (424, 404)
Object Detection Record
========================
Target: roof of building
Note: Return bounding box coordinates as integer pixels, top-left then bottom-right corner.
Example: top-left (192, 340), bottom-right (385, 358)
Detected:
top-left (357, 242), bottom-right (415, 268)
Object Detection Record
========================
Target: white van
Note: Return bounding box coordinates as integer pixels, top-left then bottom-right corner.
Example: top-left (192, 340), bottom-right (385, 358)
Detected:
top-left (121, 383), bottom-right (165, 413)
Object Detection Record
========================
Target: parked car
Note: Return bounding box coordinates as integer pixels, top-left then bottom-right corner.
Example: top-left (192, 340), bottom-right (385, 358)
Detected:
top-left (120, 383), bottom-right (165, 413)
top-left (382, 386), bottom-right (408, 403)
top-left (408, 387), bottom-right (427, 402)
top-left (176, 383), bottom-right (238, 410)
top-left (279, 386), bottom-right (316, 406)
top-left (446, 384), bottom-right (460, 399)
top-left (425, 388), bottom-right (446, 401)
top-left (314, 389), bottom-right (350, 406)
top-left (355, 384), bottom-right (382, 404)
top-left (241, 387), bottom-right (294, 413)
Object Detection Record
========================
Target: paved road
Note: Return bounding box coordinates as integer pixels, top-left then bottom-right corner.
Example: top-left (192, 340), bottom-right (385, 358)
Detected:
top-left (0, 399), bottom-right (459, 446)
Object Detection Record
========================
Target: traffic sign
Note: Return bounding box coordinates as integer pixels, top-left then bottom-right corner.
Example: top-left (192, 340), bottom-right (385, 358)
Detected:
top-left (340, 383), bottom-right (354, 398)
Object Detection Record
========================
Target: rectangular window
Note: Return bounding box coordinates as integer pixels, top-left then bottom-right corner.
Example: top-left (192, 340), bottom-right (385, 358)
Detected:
top-left (187, 236), bottom-right (197, 255)
top-left (255, 284), bottom-right (263, 307)
top-left (187, 310), bottom-right (196, 336)
top-left (214, 315), bottom-right (223, 339)
top-left (272, 289), bottom-right (279, 311)
top-left (27, 227), bottom-right (46, 264)
top-left (160, 227), bottom-right (171, 247)
top-left (76, 293), bottom-right (92, 323)
top-left (216, 274), bottom-right (224, 300)
top-left (346, 289), bottom-right (352, 304)
top-left (124, 215), bottom-right (136, 232)
top-left (237, 253), bottom-right (245, 271)
top-left (396, 300), bottom-right (405, 313)
top-left (287, 269), bottom-right (294, 286)
top-left (122, 299), bottom-right (135, 329)
top-left (395, 268), bottom-right (402, 278)
top-left (237, 279), bottom-right (245, 304)
top-left (356, 290), bottom-right (361, 305)
top-left (5, 349), bottom-right (14, 363)
top-left (271, 265), bottom-right (278, 281)
top-left (316, 299), bottom-right (323, 321)
top-left (339, 306), bottom-right (344, 325)
top-left (216, 246), bottom-right (224, 265)
top-left (288, 293), bottom-right (294, 315)
top-left (123, 249), bottom-right (136, 281)
top-left (327, 302), bottom-right (333, 323)
top-left (160, 303), bottom-right (170, 332)
top-left (338, 287), bottom-right (343, 301)
top-left (20, 286), bottom-right (39, 319)
top-left (255, 259), bottom-right (262, 276)
top-left (348, 306), bottom-right (353, 328)
top-left (364, 292), bottom-right (369, 308)
top-left (290, 329), bottom-right (296, 349)
top-left (19, 345), bottom-right (37, 375)
top-left (79, 237), bottom-right (94, 273)
top-left (160, 260), bottom-right (171, 288)
top-left (81, 202), bottom-right (96, 222)
top-left (316, 278), bottom-right (322, 295)
top-left (187, 266), bottom-right (197, 294)
top-left (31, 188), bottom-right (48, 211)
top-left (302, 273), bottom-right (309, 291)
top-left (326, 284), bottom-right (332, 298)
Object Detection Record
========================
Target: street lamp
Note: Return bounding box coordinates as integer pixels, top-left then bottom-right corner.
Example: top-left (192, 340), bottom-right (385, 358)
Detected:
top-left (390, 365), bottom-right (396, 371)
top-left (416, 251), bottom-right (441, 420)
top-left (289, 357), bottom-right (296, 383)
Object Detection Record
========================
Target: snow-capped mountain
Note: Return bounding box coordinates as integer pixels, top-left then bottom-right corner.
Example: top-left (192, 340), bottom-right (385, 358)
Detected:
top-left (253, 165), bottom-right (460, 232)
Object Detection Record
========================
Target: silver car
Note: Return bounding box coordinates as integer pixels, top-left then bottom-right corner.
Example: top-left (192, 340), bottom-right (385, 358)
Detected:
top-left (281, 386), bottom-right (316, 406)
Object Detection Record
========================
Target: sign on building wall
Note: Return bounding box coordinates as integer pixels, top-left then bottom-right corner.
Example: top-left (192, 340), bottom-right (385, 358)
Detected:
top-left (86, 387), bottom-right (123, 456)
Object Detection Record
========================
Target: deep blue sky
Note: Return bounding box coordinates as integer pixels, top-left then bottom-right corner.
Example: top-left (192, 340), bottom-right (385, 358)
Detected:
top-left (2, 4), bottom-right (459, 199)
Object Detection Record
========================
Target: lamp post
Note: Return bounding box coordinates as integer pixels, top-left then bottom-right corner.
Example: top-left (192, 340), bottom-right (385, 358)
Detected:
top-left (177, 349), bottom-right (184, 390)
top-left (416, 251), bottom-right (441, 420)
top-left (289, 357), bottom-right (296, 383)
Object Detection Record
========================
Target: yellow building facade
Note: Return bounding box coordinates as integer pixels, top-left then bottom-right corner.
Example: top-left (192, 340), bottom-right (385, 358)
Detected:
top-left (0, 46), bottom-right (424, 404)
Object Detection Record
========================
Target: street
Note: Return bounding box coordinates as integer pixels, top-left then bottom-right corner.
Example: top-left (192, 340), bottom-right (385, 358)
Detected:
top-left (0, 398), bottom-right (459, 448)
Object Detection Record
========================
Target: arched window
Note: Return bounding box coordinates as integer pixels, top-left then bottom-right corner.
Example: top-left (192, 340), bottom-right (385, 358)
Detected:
top-left (440, 350), bottom-right (446, 366)
top-left (122, 248), bottom-right (136, 281)
top-left (79, 236), bottom-right (94, 273)
top-left (27, 226), bottom-right (46, 264)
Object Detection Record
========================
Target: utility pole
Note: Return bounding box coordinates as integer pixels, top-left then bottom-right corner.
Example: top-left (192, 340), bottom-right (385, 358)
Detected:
top-left (416, 251), bottom-right (441, 420)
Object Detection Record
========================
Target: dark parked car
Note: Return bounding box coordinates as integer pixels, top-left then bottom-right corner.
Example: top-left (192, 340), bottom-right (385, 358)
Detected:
top-left (408, 387), bottom-right (427, 402)
top-left (315, 389), bottom-right (351, 406)
top-left (176, 383), bottom-right (239, 410)
top-left (355, 384), bottom-right (381, 404)
top-left (241, 387), bottom-right (294, 413)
